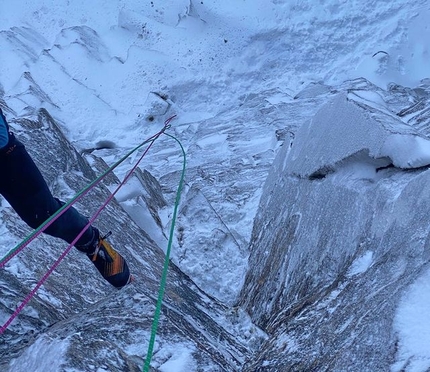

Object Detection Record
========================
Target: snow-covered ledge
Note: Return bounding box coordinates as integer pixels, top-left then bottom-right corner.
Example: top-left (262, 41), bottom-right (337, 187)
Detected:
top-left (287, 93), bottom-right (430, 179)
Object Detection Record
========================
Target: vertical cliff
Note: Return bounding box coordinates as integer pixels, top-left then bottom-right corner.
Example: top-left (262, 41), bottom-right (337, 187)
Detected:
top-left (240, 92), bottom-right (430, 371)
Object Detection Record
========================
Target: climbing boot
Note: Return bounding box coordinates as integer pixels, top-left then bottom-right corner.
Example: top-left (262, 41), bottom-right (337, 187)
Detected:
top-left (87, 231), bottom-right (132, 289)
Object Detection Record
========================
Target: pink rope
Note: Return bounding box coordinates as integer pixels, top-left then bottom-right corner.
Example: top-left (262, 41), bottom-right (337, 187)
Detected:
top-left (0, 116), bottom-right (175, 335)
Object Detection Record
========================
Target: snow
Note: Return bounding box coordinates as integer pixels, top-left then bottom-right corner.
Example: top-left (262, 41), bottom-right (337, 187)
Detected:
top-left (158, 344), bottom-right (197, 372)
top-left (287, 92), bottom-right (430, 180)
top-left (2, 0), bottom-right (430, 370)
top-left (356, 4), bottom-right (430, 89)
top-left (8, 335), bottom-right (69, 372)
top-left (392, 268), bottom-right (430, 372)
top-left (346, 251), bottom-right (374, 277)
top-left (380, 134), bottom-right (430, 168)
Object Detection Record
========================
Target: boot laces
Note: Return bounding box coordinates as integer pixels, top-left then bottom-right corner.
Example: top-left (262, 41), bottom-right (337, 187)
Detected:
top-left (91, 231), bottom-right (113, 263)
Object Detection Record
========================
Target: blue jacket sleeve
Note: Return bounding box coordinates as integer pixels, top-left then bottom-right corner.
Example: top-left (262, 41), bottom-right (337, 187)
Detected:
top-left (0, 108), bottom-right (10, 149)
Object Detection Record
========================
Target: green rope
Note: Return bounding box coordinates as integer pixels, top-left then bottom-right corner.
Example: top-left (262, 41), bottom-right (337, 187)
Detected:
top-left (143, 133), bottom-right (186, 372)
top-left (0, 131), bottom-right (164, 267)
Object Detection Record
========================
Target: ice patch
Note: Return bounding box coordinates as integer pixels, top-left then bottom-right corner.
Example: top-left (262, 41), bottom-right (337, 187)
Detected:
top-left (196, 133), bottom-right (228, 148)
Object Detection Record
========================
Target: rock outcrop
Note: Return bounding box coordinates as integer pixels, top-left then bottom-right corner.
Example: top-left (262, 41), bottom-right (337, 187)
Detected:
top-left (0, 107), bottom-right (251, 371)
top-left (240, 91), bottom-right (430, 371)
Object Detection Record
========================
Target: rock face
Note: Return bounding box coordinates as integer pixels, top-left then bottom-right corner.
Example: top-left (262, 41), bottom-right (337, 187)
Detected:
top-left (2, 78), bottom-right (430, 371)
top-left (240, 91), bottom-right (430, 371)
top-left (0, 107), bottom-right (251, 371)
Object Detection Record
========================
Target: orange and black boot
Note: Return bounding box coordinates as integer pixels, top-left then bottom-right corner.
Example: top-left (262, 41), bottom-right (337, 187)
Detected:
top-left (87, 231), bottom-right (132, 289)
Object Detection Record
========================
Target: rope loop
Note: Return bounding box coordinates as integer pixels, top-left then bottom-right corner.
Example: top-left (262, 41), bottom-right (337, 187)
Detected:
top-left (142, 131), bottom-right (186, 372)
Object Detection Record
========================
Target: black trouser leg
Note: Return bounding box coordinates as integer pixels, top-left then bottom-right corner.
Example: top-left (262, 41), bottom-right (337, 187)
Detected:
top-left (0, 133), bottom-right (96, 251)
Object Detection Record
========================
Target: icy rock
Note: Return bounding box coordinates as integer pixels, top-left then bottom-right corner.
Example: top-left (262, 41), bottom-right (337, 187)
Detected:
top-left (0, 108), bottom-right (247, 371)
top-left (239, 92), bottom-right (430, 370)
top-left (287, 93), bottom-right (430, 179)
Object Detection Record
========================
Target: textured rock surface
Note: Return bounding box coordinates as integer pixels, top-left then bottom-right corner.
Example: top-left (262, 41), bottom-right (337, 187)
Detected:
top-left (240, 89), bottom-right (430, 371)
top-left (2, 77), bottom-right (430, 371)
top-left (0, 107), bottom-right (251, 371)
top-left (3, 2), bottom-right (430, 370)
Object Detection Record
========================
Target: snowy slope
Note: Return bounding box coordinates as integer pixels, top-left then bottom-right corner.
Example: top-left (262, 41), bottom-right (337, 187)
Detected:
top-left (1, 0), bottom-right (430, 371)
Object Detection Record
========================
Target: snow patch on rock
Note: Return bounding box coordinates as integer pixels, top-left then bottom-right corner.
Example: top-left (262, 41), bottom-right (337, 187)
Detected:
top-left (393, 268), bottom-right (430, 372)
top-left (381, 134), bottom-right (430, 168)
top-left (347, 251), bottom-right (374, 277)
top-left (287, 94), bottom-right (430, 180)
top-left (8, 335), bottom-right (69, 372)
